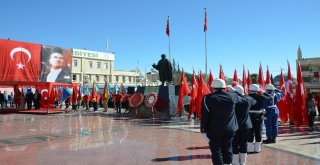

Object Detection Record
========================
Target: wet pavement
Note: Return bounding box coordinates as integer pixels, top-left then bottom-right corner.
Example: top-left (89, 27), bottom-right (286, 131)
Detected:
top-left (0, 109), bottom-right (319, 165)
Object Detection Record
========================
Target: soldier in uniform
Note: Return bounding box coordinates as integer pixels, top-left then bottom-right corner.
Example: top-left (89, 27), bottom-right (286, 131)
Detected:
top-left (232, 85), bottom-right (256, 165)
top-left (263, 84), bottom-right (284, 144)
top-left (247, 84), bottom-right (272, 153)
top-left (201, 79), bottom-right (250, 165)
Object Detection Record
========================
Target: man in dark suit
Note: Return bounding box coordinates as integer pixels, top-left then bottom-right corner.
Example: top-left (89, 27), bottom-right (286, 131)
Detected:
top-left (33, 89), bottom-right (41, 110)
top-left (152, 54), bottom-right (172, 86)
top-left (0, 91), bottom-right (4, 109)
top-left (201, 79), bottom-right (249, 165)
top-left (40, 47), bottom-right (71, 83)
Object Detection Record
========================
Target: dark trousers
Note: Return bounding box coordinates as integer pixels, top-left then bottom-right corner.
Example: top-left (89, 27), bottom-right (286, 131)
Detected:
top-left (209, 131), bottom-right (235, 165)
top-left (308, 114), bottom-right (316, 127)
top-left (27, 101), bottom-right (32, 110)
top-left (93, 102), bottom-right (98, 111)
top-left (115, 102), bottom-right (121, 113)
top-left (232, 129), bottom-right (249, 154)
top-left (265, 111), bottom-right (278, 138)
top-left (34, 100), bottom-right (40, 110)
top-left (248, 116), bottom-right (263, 142)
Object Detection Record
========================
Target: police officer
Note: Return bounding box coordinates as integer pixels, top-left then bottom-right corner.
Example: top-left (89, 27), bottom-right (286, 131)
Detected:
top-left (263, 84), bottom-right (284, 144)
top-left (201, 79), bottom-right (249, 165)
top-left (247, 84), bottom-right (272, 153)
top-left (232, 85), bottom-right (257, 165)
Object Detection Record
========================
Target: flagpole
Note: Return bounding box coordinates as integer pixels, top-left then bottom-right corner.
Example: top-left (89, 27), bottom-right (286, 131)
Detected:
top-left (204, 8), bottom-right (208, 76)
top-left (167, 16), bottom-right (171, 62)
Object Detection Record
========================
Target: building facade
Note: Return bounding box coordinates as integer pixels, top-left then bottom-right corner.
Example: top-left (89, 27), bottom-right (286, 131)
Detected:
top-left (71, 49), bottom-right (140, 85)
top-left (297, 46), bottom-right (320, 93)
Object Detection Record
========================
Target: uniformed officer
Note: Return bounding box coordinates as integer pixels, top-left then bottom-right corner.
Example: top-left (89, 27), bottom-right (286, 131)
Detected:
top-left (201, 79), bottom-right (249, 165)
top-left (232, 85), bottom-right (257, 165)
top-left (263, 84), bottom-right (284, 144)
top-left (247, 84), bottom-right (272, 153)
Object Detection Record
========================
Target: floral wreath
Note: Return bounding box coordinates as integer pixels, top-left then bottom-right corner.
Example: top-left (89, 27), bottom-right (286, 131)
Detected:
top-left (144, 92), bottom-right (158, 108)
top-left (129, 93), bottom-right (144, 108)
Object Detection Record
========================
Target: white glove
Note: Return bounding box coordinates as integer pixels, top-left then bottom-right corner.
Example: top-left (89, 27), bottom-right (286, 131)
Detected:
top-left (259, 88), bottom-right (265, 93)
top-left (202, 133), bottom-right (210, 142)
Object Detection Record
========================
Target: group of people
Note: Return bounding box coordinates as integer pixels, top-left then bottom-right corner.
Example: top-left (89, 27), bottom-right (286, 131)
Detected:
top-left (201, 79), bottom-right (284, 165)
top-left (0, 90), bottom-right (14, 109)
top-left (56, 90), bottom-right (131, 113)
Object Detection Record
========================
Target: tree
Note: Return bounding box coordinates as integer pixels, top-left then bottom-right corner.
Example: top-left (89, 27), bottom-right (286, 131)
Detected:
top-left (172, 58), bottom-right (177, 71)
top-left (177, 63), bottom-right (181, 73)
top-left (271, 74), bottom-right (274, 84)
top-left (251, 73), bottom-right (258, 84)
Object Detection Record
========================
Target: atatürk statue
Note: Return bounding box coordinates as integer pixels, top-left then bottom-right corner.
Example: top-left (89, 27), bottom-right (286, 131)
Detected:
top-left (152, 54), bottom-right (172, 86)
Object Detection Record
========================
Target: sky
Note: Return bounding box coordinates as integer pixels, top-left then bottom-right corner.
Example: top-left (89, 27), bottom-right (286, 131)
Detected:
top-left (1, 0), bottom-right (320, 79)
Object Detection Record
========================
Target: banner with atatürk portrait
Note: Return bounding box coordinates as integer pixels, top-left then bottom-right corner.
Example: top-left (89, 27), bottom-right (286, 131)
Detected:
top-left (0, 39), bottom-right (41, 82)
top-left (40, 45), bottom-right (72, 83)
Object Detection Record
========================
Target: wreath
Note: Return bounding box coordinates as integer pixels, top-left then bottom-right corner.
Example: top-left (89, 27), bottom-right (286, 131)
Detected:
top-left (144, 92), bottom-right (158, 108)
top-left (129, 93), bottom-right (144, 108)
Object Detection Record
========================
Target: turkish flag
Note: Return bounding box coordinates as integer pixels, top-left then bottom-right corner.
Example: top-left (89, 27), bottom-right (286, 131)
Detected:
top-left (195, 72), bottom-right (210, 119)
top-left (208, 70), bottom-right (214, 92)
top-left (219, 65), bottom-right (226, 81)
top-left (0, 39), bottom-right (41, 82)
top-left (258, 63), bottom-right (265, 90)
top-left (265, 66), bottom-right (271, 84)
top-left (286, 61), bottom-right (295, 123)
top-left (247, 70), bottom-right (252, 88)
top-left (278, 70), bottom-right (289, 122)
top-left (294, 63), bottom-right (308, 126)
top-left (188, 71), bottom-right (198, 120)
top-left (232, 69), bottom-right (239, 87)
top-left (242, 65), bottom-right (248, 94)
top-left (166, 16), bottom-right (170, 37)
top-left (177, 70), bottom-right (190, 116)
top-left (36, 85), bottom-right (50, 108)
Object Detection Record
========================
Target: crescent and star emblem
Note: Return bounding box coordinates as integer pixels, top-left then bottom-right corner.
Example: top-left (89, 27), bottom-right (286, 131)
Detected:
top-left (10, 47), bottom-right (32, 70)
top-left (41, 89), bottom-right (49, 95)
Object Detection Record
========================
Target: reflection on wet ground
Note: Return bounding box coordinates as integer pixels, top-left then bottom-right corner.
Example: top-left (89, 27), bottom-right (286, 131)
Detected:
top-left (0, 112), bottom-right (319, 165)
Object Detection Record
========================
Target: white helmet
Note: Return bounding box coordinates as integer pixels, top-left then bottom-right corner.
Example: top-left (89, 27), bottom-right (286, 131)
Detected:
top-left (249, 84), bottom-right (259, 92)
top-left (227, 85), bottom-right (236, 92)
top-left (234, 85), bottom-right (245, 95)
top-left (266, 84), bottom-right (276, 90)
top-left (212, 79), bottom-right (226, 89)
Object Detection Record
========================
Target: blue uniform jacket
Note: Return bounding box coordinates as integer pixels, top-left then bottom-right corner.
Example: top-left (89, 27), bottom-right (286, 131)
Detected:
top-left (200, 89), bottom-right (250, 137)
top-left (264, 89), bottom-right (285, 115)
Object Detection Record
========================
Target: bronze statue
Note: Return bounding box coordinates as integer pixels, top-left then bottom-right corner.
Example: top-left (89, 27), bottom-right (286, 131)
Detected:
top-left (152, 54), bottom-right (172, 86)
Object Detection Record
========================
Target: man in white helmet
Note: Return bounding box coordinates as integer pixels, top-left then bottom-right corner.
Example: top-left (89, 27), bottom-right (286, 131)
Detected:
top-left (201, 79), bottom-right (250, 165)
top-left (247, 84), bottom-right (272, 153)
top-left (263, 84), bottom-right (284, 144)
top-left (231, 85), bottom-right (256, 165)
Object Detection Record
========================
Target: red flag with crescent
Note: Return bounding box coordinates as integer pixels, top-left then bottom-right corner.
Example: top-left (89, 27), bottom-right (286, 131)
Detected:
top-left (0, 39), bottom-right (41, 82)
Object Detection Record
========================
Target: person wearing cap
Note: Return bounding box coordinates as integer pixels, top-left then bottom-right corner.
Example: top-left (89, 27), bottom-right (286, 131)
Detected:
top-left (263, 84), bottom-right (284, 144)
top-left (247, 84), bottom-right (272, 153)
top-left (231, 85), bottom-right (256, 165)
top-left (201, 79), bottom-right (250, 165)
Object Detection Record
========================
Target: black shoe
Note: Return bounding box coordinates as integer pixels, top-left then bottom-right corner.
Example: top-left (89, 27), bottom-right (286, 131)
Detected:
top-left (271, 137), bottom-right (276, 143)
top-left (263, 138), bottom-right (273, 144)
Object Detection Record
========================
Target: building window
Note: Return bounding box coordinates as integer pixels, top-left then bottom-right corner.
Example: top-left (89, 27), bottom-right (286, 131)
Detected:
top-left (96, 75), bottom-right (100, 82)
top-left (88, 61), bottom-right (93, 68)
top-left (97, 62), bottom-right (101, 69)
top-left (129, 76), bottom-right (132, 82)
top-left (123, 76), bottom-right (126, 82)
top-left (73, 74), bottom-right (77, 81)
top-left (73, 60), bottom-right (78, 67)
top-left (116, 76), bottom-right (119, 82)
top-left (105, 63), bottom-right (108, 69)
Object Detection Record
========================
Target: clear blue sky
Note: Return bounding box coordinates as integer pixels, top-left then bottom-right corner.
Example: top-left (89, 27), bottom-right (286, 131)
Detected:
top-left (1, 0), bottom-right (320, 79)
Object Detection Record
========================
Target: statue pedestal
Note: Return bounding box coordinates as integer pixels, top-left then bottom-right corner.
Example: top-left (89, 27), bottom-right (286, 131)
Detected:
top-left (128, 85), bottom-right (180, 119)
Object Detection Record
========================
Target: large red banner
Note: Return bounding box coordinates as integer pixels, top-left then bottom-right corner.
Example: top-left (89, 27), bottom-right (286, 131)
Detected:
top-left (0, 39), bottom-right (41, 82)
